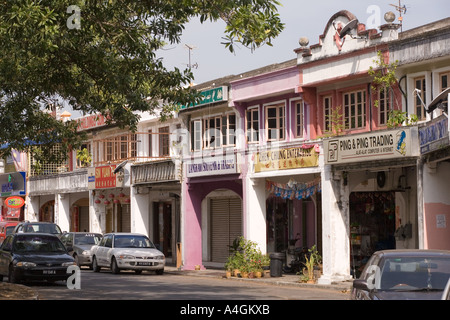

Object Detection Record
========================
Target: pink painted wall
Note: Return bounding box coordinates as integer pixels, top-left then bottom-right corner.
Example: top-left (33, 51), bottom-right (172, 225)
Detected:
top-left (423, 203), bottom-right (450, 250)
top-left (182, 176), bottom-right (243, 270)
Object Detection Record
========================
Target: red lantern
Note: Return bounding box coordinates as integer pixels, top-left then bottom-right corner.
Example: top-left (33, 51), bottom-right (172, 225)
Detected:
top-left (113, 199), bottom-right (120, 204)
top-left (95, 199), bottom-right (101, 204)
top-left (104, 200), bottom-right (111, 205)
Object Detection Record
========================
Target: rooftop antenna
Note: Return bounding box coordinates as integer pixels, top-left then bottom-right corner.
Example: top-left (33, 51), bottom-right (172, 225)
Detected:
top-left (390, 0), bottom-right (408, 31)
top-left (184, 44), bottom-right (198, 86)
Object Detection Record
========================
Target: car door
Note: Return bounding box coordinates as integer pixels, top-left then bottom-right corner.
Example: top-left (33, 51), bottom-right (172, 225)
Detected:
top-left (0, 236), bottom-right (13, 276)
top-left (96, 234), bottom-right (112, 266)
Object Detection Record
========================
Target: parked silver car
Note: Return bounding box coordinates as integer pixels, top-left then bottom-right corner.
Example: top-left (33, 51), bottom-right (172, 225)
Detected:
top-left (91, 233), bottom-right (165, 275)
top-left (60, 232), bottom-right (102, 269)
top-left (352, 249), bottom-right (450, 300)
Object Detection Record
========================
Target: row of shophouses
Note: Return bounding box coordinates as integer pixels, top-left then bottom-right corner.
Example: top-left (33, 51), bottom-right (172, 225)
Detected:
top-left (2, 11), bottom-right (450, 284)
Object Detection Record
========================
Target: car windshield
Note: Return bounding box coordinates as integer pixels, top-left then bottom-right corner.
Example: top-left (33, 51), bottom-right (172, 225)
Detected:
top-left (13, 235), bottom-right (67, 253)
top-left (24, 223), bottom-right (62, 234)
top-left (377, 256), bottom-right (450, 291)
top-left (74, 233), bottom-right (101, 245)
top-left (114, 235), bottom-right (156, 249)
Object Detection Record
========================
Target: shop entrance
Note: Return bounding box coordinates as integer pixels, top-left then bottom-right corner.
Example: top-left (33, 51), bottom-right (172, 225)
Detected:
top-left (266, 196), bottom-right (317, 254)
top-left (350, 192), bottom-right (396, 277)
top-left (153, 202), bottom-right (172, 258)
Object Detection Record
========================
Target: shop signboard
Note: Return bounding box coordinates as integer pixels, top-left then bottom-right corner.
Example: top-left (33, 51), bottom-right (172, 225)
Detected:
top-left (179, 86), bottom-right (228, 110)
top-left (88, 165), bottom-right (124, 189)
top-left (254, 145), bottom-right (319, 173)
top-left (186, 154), bottom-right (237, 178)
top-left (0, 172), bottom-right (26, 197)
top-left (324, 127), bottom-right (419, 164)
top-left (419, 115), bottom-right (449, 154)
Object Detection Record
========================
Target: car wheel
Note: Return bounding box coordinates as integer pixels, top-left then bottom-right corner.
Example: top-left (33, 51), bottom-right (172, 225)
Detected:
top-left (0, 274), bottom-right (3, 281)
top-left (92, 256), bottom-right (100, 272)
top-left (156, 268), bottom-right (164, 275)
top-left (111, 257), bottom-right (120, 274)
top-left (8, 264), bottom-right (18, 283)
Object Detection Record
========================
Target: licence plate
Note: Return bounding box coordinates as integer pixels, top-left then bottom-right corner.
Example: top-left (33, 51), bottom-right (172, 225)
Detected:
top-left (137, 262), bottom-right (153, 266)
top-left (43, 270), bottom-right (56, 274)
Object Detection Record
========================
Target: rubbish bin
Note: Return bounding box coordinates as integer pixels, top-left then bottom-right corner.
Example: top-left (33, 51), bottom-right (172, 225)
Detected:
top-left (269, 252), bottom-right (284, 277)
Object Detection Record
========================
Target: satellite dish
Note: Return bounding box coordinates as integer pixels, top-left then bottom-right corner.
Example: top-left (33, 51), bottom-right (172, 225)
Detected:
top-left (339, 19), bottom-right (358, 38)
top-left (113, 160), bottom-right (128, 174)
top-left (427, 87), bottom-right (450, 113)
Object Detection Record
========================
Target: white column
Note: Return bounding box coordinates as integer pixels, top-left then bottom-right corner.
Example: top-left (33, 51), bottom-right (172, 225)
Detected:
top-left (26, 196), bottom-right (39, 222)
top-left (56, 193), bottom-right (70, 232)
top-left (244, 177), bottom-right (267, 253)
top-left (318, 166), bottom-right (352, 284)
top-left (132, 187), bottom-right (150, 235)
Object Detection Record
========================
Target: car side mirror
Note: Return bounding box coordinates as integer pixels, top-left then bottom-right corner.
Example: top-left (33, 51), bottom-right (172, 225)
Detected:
top-left (66, 246), bottom-right (74, 252)
top-left (353, 279), bottom-right (370, 291)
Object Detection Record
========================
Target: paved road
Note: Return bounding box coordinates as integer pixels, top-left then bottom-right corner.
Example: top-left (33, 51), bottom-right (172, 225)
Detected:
top-left (31, 269), bottom-right (350, 301)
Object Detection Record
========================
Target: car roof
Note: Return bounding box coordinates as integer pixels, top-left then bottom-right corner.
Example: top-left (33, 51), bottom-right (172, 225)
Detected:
top-left (13, 232), bottom-right (60, 239)
top-left (20, 221), bottom-right (57, 224)
top-left (376, 249), bottom-right (450, 257)
top-left (66, 232), bottom-right (102, 234)
top-left (104, 233), bottom-right (147, 236)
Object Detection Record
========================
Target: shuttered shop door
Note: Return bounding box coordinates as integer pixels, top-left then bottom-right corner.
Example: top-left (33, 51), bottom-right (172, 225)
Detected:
top-left (211, 197), bottom-right (242, 263)
top-left (79, 207), bottom-right (90, 232)
top-left (121, 204), bottom-right (131, 232)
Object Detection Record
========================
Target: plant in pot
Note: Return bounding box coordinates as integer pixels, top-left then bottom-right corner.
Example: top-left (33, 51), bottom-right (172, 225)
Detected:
top-left (300, 245), bottom-right (322, 284)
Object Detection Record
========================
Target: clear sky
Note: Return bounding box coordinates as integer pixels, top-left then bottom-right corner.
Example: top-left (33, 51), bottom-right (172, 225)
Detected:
top-left (158, 0), bottom-right (450, 85)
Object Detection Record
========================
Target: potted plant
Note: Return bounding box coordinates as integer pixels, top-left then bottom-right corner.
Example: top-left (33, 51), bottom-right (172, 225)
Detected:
top-left (300, 245), bottom-right (322, 284)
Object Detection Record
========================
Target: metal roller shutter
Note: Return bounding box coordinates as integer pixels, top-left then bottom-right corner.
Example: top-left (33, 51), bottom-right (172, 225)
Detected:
top-left (79, 206), bottom-right (90, 232)
top-left (121, 204), bottom-right (131, 232)
top-left (211, 197), bottom-right (242, 263)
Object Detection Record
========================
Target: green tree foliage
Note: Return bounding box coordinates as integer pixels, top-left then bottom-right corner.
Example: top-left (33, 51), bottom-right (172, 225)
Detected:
top-left (0, 0), bottom-right (284, 161)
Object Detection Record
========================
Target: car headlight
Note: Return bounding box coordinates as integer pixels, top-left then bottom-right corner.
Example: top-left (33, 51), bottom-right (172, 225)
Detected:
top-left (16, 262), bottom-right (36, 268)
top-left (82, 250), bottom-right (91, 255)
top-left (62, 261), bottom-right (77, 267)
top-left (118, 255), bottom-right (135, 260)
top-left (156, 255), bottom-right (165, 260)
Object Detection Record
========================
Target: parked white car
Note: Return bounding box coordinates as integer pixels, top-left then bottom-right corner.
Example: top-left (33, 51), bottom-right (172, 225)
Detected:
top-left (91, 233), bottom-right (165, 275)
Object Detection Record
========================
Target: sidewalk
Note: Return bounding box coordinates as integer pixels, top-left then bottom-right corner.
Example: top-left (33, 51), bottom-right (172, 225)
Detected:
top-left (164, 265), bottom-right (353, 293)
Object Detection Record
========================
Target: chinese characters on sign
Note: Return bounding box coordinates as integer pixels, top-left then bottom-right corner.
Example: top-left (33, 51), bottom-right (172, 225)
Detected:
top-left (88, 165), bottom-right (123, 189)
top-left (254, 145), bottom-right (319, 173)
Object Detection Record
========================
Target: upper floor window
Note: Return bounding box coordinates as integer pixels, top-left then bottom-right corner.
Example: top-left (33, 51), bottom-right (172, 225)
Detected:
top-left (295, 100), bottom-right (304, 138)
top-left (190, 113), bottom-right (236, 151)
top-left (265, 104), bottom-right (285, 142)
top-left (414, 76), bottom-right (426, 120)
top-left (246, 107), bottom-right (259, 144)
top-left (344, 90), bottom-right (366, 129)
top-left (323, 96), bottom-right (332, 133)
top-left (379, 87), bottom-right (393, 126)
top-left (158, 126), bottom-right (170, 157)
top-left (440, 71), bottom-right (450, 91)
top-left (104, 133), bottom-right (137, 163)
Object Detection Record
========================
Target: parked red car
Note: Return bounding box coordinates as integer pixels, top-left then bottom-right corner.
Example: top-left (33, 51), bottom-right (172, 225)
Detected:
top-left (0, 221), bottom-right (19, 245)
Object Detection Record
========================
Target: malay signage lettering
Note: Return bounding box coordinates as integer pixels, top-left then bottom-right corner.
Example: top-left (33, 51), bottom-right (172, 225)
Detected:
top-left (186, 155), bottom-right (237, 177)
top-left (180, 86), bottom-right (228, 110)
top-left (0, 172), bottom-right (26, 197)
top-left (254, 145), bottom-right (319, 173)
top-left (419, 115), bottom-right (449, 154)
top-left (324, 127), bottom-right (418, 164)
